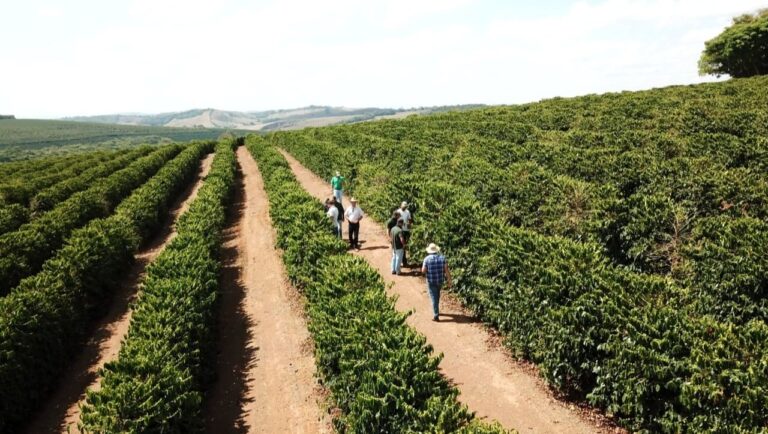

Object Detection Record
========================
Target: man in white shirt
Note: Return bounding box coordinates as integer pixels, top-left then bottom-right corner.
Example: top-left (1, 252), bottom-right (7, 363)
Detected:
top-left (326, 198), bottom-right (341, 238)
top-left (345, 197), bottom-right (364, 249)
top-left (395, 201), bottom-right (414, 266)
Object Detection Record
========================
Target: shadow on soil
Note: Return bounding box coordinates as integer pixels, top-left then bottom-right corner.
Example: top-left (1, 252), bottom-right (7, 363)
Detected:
top-left (203, 167), bottom-right (257, 434)
top-left (359, 245), bottom-right (389, 251)
top-left (438, 313), bottom-right (480, 324)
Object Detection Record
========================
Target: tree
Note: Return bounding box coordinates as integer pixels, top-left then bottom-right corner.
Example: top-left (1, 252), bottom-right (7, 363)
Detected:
top-left (698, 9), bottom-right (768, 78)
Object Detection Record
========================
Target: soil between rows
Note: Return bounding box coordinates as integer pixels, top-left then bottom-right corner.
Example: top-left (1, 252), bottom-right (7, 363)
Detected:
top-left (202, 146), bottom-right (329, 433)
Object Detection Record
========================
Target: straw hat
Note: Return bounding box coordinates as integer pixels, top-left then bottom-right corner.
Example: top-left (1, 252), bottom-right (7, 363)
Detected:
top-left (335, 171), bottom-right (341, 176)
top-left (426, 243), bottom-right (440, 254)
top-left (350, 197), bottom-right (358, 203)
top-left (401, 201), bottom-right (408, 208)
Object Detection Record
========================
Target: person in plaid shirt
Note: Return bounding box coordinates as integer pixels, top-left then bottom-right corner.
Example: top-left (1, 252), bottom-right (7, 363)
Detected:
top-left (421, 243), bottom-right (452, 321)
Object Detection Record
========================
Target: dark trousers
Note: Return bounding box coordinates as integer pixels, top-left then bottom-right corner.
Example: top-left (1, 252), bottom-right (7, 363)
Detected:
top-left (402, 230), bottom-right (411, 265)
top-left (348, 222), bottom-right (360, 247)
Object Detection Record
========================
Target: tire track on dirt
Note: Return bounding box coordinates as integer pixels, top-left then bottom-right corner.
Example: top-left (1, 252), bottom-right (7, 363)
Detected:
top-left (279, 149), bottom-right (620, 434)
top-left (203, 146), bottom-right (328, 434)
top-left (24, 153), bottom-right (215, 434)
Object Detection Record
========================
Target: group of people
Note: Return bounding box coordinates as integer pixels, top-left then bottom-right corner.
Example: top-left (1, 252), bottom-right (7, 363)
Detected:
top-left (387, 201), bottom-right (413, 273)
top-left (324, 193), bottom-right (364, 249)
top-left (325, 172), bottom-right (364, 249)
top-left (327, 171), bottom-right (451, 321)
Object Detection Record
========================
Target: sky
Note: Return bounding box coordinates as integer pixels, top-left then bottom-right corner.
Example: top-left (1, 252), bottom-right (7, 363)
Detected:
top-left (1, 0), bottom-right (765, 118)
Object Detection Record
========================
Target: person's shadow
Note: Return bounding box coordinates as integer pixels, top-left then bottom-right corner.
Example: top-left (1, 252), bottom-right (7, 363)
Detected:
top-left (359, 245), bottom-right (388, 251)
top-left (354, 240), bottom-right (387, 251)
top-left (438, 313), bottom-right (480, 324)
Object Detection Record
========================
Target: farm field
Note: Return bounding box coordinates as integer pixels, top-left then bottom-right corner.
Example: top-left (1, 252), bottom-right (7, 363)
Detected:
top-left (0, 119), bottom-right (239, 161)
top-left (0, 137), bottom-right (509, 433)
top-left (273, 146), bottom-right (611, 433)
top-left (0, 140), bottom-right (215, 432)
top-left (25, 151), bottom-right (216, 433)
top-left (263, 74), bottom-right (768, 433)
top-left (0, 75), bottom-right (766, 433)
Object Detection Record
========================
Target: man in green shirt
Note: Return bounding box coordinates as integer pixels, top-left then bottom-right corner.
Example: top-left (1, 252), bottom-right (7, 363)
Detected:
top-left (331, 171), bottom-right (345, 203)
top-left (390, 218), bottom-right (406, 275)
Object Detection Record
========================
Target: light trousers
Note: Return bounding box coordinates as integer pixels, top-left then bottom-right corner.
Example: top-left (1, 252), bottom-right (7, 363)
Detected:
top-left (391, 248), bottom-right (404, 274)
top-left (427, 282), bottom-right (442, 318)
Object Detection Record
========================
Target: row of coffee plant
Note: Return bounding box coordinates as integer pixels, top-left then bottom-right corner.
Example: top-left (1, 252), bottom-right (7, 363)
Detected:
top-left (0, 203), bottom-right (27, 237)
top-left (273, 115), bottom-right (767, 432)
top-left (282, 72), bottom-right (768, 319)
top-left (29, 146), bottom-right (155, 214)
top-left (0, 152), bottom-right (88, 180)
top-left (246, 136), bottom-right (507, 433)
top-left (285, 126), bottom-right (768, 324)
top-left (0, 145), bottom-right (181, 294)
top-left (79, 140), bottom-right (237, 432)
top-left (0, 149), bottom-right (140, 235)
top-left (0, 147), bottom-right (154, 236)
top-left (0, 142), bottom-right (212, 433)
top-left (344, 75), bottom-right (768, 280)
top-left (0, 149), bottom-right (125, 205)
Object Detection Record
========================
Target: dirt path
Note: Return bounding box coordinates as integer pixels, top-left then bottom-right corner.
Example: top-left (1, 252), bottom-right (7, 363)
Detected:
top-left (25, 153), bottom-right (215, 434)
top-left (203, 147), bottom-right (328, 434)
top-left (280, 149), bottom-right (618, 434)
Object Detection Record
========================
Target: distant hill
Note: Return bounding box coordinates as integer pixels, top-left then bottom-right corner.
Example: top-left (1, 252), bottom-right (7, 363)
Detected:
top-left (64, 105), bottom-right (484, 131)
top-left (0, 119), bottom-right (236, 161)
top-left (0, 104), bottom-right (483, 161)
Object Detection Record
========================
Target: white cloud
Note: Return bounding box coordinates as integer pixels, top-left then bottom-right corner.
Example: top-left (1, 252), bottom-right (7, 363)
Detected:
top-left (378, 0), bottom-right (475, 28)
top-left (37, 5), bottom-right (64, 18)
top-left (477, 0), bottom-right (765, 101)
top-left (0, 0), bottom-right (764, 117)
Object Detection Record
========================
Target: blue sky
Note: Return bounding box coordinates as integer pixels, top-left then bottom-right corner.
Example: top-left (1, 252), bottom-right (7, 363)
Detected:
top-left (1, 0), bottom-right (765, 118)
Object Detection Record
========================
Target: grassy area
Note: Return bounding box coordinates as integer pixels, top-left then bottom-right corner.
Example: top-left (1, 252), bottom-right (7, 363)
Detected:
top-left (0, 119), bottom-right (239, 161)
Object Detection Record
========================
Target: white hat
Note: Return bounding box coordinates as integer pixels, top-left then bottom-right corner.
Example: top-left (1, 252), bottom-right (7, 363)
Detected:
top-left (401, 201), bottom-right (408, 207)
top-left (335, 171), bottom-right (341, 176)
top-left (426, 243), bottom-right (440, 254)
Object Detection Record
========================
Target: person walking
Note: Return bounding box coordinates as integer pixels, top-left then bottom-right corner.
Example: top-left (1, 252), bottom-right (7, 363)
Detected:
top-left (349, 167), bottom-right (357, 194)
top-left (331, 171), bottom-right (345, 203)
top-left (326, 197), bottom-right (341, 238)
top-left (386, 210), bottom-right (399, 233)
top-left (345, 197), bottom-right (364, 249)
top-left (395, 201), bottom-right (414, 267)
top-left (390, 218), bottom-right (406, 275)
top-left (331, 196), bottom-right (344, 223)
top-left (323, 198), bottom-right (333, 218)
top-left (421, 243), bottom-right (452, 321)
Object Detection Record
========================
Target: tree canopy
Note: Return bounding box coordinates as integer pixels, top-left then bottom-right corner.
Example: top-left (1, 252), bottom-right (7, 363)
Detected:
top-left (699, 9), bottom-right (768, 78)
